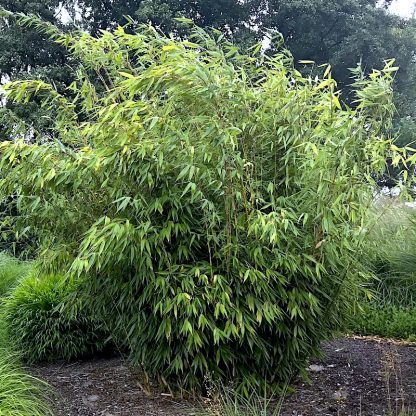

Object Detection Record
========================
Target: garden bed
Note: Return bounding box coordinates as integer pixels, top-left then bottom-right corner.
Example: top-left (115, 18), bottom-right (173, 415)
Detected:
top-left (30, 337), bottom-right (416, 416)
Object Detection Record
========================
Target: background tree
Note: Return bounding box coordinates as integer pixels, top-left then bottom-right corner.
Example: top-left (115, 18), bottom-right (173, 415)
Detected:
top-left (76, 0), bottom-right (256, 36)
top-left (2, 0), bottom-right (416, 148)
top-left (261, 0), bottom-right (416, 146)
top-left (0, 0), bottom-right (76, 139)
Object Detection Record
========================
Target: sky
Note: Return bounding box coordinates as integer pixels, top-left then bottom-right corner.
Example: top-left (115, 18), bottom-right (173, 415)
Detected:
top-left (389, 0), bottom-right (416, 17)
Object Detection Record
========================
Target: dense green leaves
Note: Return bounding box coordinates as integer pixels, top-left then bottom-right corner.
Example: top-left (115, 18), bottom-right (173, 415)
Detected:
top-left (2, 0), bottom-right (416, 149)
top-left (0, 252), bottom-right (32, 296)
top-left (0, 1), bottom-right (76, 141)
top-left (0, 20), bottom-right (402, 392)
top-left (3, 273), bottom-right (106, 362)
top-left (350, 304), bottom-right (416, 340)
top-left (0, 351), bottom-right (52, 416)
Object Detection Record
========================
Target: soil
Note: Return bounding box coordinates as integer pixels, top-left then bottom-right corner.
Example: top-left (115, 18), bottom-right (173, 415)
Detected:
top-left (30, 337), bottom-right (416, 416)
top-left (30, 359), bottom-right (193, 416)
top-left (280, 337), bottom-right (416, 416)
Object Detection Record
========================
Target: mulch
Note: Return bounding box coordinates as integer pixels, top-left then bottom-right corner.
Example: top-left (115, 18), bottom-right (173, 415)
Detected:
top-left (30, 359), bottom-right (192, 416)
top-left (280, 337), bottom-right (416, 416)
top-left (30, 337), bottom-right (416, 416)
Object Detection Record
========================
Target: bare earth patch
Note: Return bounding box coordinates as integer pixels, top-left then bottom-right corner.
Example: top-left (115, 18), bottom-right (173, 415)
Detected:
top-left (280, 337), bottom-right (416, 416)
top-left (30, 359), bottom-right (192, 416)
top-left (30, 337), bottom-right (416, 416)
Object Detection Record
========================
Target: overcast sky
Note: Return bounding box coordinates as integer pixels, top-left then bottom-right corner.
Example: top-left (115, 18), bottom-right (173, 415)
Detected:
top-left (389, 0), bottom-right (416, 17)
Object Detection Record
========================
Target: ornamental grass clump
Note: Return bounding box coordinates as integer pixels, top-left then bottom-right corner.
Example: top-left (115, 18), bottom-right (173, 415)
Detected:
top-left (0, 15), bottom-right (407, 392)
top-left (348, 203), bottom-right (416, 340)
top-left (3, 273), bottom-right (106, 363)
top-left (0, 351), bottom-right (52, 416)
top-left (0, 252), bottom-right (32, 297)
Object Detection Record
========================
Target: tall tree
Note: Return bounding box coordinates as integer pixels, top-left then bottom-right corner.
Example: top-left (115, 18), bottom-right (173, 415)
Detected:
top-left (262, 1), bottom-right (415, 90)
top-left (75, 0), bottom-right (258, 47)
top-left (260, 0), bottom-right (416, 146)
top-left (2, 0), bottom-right (416, 146)
top-left (0, 0), bottom-right (77, 139)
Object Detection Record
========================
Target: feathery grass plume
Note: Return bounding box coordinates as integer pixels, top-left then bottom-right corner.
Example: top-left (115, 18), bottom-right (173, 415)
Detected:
top-left (349, 202), bottom-right (416, 340)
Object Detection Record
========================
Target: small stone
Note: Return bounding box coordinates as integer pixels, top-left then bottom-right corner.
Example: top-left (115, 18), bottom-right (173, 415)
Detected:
top-left (82, 395), bottom-right (99, 408)
top-left (308, 364), bottom-right (325, 372)
top-left (333, 389), bottom-right (348, 401)
top-left (87, 395), bottom-right (99, 402)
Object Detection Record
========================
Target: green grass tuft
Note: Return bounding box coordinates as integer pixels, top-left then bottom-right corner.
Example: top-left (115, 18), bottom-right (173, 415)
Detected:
top-left (3, 273), bottom-right (106, 363)
top-left (199, 385), bottom-right (284, 416)
top-left (0, 254), bottom-right (52, 415)
top-left (0, 252), bottom-right (32, 297)
top-left (0, 349), bottom-right (52, 416)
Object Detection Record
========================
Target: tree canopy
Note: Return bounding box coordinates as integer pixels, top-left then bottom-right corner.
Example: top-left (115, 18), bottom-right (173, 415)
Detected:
top-left (0, 0), bottom-right (76, 138)
top-left (1, 0), bottom-right (416, 146)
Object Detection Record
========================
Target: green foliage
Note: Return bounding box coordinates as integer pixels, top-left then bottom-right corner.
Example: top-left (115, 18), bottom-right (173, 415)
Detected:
top-left (0, 20), bottom-right (404, 392)
top-left (348, 203), bottom-right (416, 340)
top-left (0, 350), bottom-right (52, 416)
top-left (362, 203), bottom-right (416, 307)
top-left (0, 1), bottom-right (76, 140)
top-left (0, 252), bottom-right (51, 416)
top-left (3, 273), bottom-right (105, 363)
top-left (0, 252), bottom-right (32, 296)
top-left (350, 303), bottom-right (416, 340)
top-left (199, 384), bottom-right (285, 416)
top-left (262, 1), bottom-right (415, 88)
top-left (3, 1), bottom-right (416, 148)
top-left (76, 0), bottom-right (256, 38)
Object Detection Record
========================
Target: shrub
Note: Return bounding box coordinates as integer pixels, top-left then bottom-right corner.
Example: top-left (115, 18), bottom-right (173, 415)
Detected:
top-left (3, 273), bottom-right (105, 363)
top-left (350, 303), bottom-right (416, 340)
top-left (0, 349), bottom-right (52, 416)
top-left (0, 16), bottom-right (406, 392)
top-left (0, 252), bottom-right (32, 297)
top-left (0, 257), bottom-right (51, 416)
